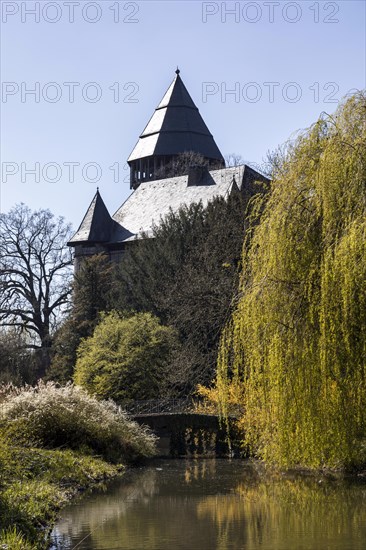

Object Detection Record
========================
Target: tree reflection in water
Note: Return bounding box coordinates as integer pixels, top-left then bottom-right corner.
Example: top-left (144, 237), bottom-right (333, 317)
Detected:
top-left (50, 460), bottom-right (366, 550)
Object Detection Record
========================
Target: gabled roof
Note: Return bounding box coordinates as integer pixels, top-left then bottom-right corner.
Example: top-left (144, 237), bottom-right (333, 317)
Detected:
top-left (113, 166), bottom-right (245, 241)
top-left (68, 189), bottom-right (115, 244)
top-left (127, 70), bottom-right (224, 163)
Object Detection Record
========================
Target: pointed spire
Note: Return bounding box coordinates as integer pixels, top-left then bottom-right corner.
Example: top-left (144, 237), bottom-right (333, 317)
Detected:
top-left (127, 70), bottom-right (224, 167)
top-left (154, 69), bottom-right (197, 112)
top-left (68, 189), bottom-right (114, 244)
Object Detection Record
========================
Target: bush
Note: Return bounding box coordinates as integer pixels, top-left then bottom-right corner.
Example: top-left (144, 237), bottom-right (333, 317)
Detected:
top-left (0, 382), bottom-right (156, 463)
top-left (74, 311), bottom-right (178, 401)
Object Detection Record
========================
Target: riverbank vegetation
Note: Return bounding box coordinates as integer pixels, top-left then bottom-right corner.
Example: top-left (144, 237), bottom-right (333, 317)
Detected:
top-left (0, 382), bottom-right (156, 548)
top-left (74, 311), bottom-right (179, 401)
top-left (214, 92), bottom-right (366, 471)
top-left (0, 91), bottom-right (364, 521)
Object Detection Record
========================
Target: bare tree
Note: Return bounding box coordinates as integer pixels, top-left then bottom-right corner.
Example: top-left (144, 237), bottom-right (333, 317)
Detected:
top-left (0, 204), bottom-right (73, 376)
top-left (224, 153), bottom-right (244, 167)
top-left (154, 151), bottom-right (222, 180)
top-left (225, 152), bottom-right (272, 179)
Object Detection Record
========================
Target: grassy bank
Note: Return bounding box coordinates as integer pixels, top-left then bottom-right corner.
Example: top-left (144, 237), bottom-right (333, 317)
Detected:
top-left (0, 382), bottom-right (156, 549)
top-left (0, 437), bottom-right (122, 549)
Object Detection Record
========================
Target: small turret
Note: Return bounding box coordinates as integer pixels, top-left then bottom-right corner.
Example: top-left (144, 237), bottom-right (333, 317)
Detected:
top-left (67, 188), bottom-right (115, 270)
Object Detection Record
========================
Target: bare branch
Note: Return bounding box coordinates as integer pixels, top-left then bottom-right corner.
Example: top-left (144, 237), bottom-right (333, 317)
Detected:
top-left (0, 204), bottom-right (73, 375)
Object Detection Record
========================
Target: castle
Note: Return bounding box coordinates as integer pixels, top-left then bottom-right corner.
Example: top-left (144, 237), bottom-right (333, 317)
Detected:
top-left (68, 70), bottom-right (269, 266)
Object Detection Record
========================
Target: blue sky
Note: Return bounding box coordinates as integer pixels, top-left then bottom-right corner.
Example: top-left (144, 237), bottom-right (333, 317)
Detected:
top-left (1, 0), bottom-right (365, 228)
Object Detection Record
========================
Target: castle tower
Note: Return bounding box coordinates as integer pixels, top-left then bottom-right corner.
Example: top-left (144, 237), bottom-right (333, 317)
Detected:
top-left (127, 69), bottom-right (225, 189)
top-left (68, 70), bottom-right (270, 268)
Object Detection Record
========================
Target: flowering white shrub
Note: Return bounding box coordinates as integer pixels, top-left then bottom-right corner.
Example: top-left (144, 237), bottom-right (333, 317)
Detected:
top-left (0, 383), bottom-right (22, 404)
top-left (0, 382), bottom-right (156, 463)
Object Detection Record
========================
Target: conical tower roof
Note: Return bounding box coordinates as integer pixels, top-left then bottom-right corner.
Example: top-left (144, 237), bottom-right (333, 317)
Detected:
top-left (128, 69), bottom-right (224, 163)
top-left (68, 189), bottom-right (114, 244)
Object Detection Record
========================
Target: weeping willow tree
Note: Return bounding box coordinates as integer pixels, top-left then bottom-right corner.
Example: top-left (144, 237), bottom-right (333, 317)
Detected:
top-left (217, 92), bottom-right (366, 469)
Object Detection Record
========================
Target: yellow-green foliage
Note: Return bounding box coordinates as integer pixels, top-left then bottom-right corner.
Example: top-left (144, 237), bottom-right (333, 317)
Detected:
top-left (74, 311), bottom-right (178, 401)
top-left (217, 92), bottom-right (366, 470)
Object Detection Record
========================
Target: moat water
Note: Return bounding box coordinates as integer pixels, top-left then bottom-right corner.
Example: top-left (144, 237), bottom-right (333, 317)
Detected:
top-left (49, 459), bottom-right (366, 550)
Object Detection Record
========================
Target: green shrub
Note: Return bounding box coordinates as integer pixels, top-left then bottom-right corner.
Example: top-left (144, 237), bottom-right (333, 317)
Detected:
top-left (74, 311), bottom-right (178, 401)
top-left (0, 382), bottom-right (156, 463)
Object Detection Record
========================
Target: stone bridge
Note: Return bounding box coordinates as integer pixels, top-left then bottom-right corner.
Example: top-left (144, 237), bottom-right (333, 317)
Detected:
top-left (124, 399), bottom-right (242, 458)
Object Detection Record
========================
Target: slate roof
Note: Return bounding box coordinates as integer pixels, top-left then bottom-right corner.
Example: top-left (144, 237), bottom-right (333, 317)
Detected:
top-left (68, 189), bottom-right (116, 244)
top-left (69, 165), bottom-right (269, 246)
top-left (127, 70), bottom-right (224, 163)
top-left (112, 166), bottom-right (244, 241)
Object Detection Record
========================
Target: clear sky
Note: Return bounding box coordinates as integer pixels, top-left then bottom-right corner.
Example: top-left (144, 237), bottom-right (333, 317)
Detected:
top-left (1, 0), bottom-right (365, 229)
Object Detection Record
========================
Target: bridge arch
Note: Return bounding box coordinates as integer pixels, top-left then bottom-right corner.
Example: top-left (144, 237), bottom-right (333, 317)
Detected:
top-left (124, 400), bottom-right (242, 458)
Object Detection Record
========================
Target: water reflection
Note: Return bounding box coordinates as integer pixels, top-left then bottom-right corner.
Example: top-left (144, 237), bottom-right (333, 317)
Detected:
top-left (50, 460), bottom-right (366, 550)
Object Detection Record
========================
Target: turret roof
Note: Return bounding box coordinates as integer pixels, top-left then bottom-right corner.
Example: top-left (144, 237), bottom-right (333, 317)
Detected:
top-left (127, 69), bottom-right (224, 163)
